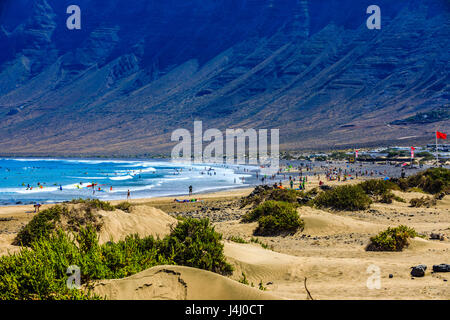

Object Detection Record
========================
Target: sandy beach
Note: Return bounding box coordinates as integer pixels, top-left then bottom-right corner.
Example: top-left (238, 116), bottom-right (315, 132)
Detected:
top-left (1, 173), bottom-right (449, 300)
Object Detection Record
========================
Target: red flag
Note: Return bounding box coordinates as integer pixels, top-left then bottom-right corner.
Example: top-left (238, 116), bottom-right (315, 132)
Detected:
top-left (436, 131), bottom-right (447, 139)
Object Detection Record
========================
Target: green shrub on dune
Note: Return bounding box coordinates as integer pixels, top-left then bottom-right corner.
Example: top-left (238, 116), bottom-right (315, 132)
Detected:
top-left (14, 201), bottom-right (104, 247)
top-left (242, 201), bottom-right (304, 236)
top-left (241, 187), bottom-right (306, 208)
top-left (379, 191), bottom-right (405, 204)
top-left (13, 205), bottom-right (67, 247)
top-left (358, 179), bottom-right (397, 196)
top-left (159, 218), bottom-right (233, 276)
top-left (313, 185), bottom-right (372, 211)
top-left (366, 225), bottom-right (418, 251)
top-left (268, 189), bottom-right (302, 204)
top-left (0, 218), bottom-right (233, 300)
top-left (69, 198), bottom-right (115, 211)
top-left (114, 202), bottom-right (132, 212)
top-left (409, 196), bottom-right (437, 208)
top-left (392, 168), bottom-right (450, 195)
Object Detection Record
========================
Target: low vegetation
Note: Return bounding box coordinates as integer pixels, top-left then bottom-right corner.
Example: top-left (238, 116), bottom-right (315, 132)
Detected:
top-left (241, 187), bottom-right (304, 208)
top-left (68, 198), bottom-right (115, 211)
top-left (250, 237), bottom-right (271, 250)
top-left (238, 272), bottom-right (266, 291)
top-left (241, 186), bottom-right (317, 209)
top-left (227, 236), bottom-right (272, 249)
top-left (328, 152), bottom-right (349, 161)
top-left (13, 202), bottom-right (105, 247)
top-left (358, 179), bottom-right (397, 197)
top-left (313, 185), bottom-right (372, 211)
top-left (409, 196), bottom-right (437, 208)
top-left (13, 205), bottom-right (67, 247)
top-left (366, 225), bottom-right (418, 251)
top-left (392, 168), bottom-right (450, 195)
top-left (379, 191), bottom-right (405, 204)
top-left (238, 272), bottom-right (250, 285)
top-left (228, 236), bottom-right (247, 244)
top-left (1, 216), bottom-right (233, 300)
top-left (114, 202), bottom-right (132, 213)
top-left (357, 180), bottom-right (405, 204)
top-left (242, 200), bottom-right (304, 236)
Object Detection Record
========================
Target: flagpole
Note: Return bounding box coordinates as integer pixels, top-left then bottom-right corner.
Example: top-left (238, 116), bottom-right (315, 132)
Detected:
top-left (436, 130), bottom-right (438, 165)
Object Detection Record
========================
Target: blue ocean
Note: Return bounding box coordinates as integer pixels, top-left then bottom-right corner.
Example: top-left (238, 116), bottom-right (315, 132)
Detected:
top-left (0, 158), bottom-right (253, 206)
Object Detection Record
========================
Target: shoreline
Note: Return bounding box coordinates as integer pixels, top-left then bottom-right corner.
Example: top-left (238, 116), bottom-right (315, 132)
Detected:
top-left (0, 157), bottom-right (262, 207)
top-left (0, 186), bottom-right (257, 212)
top-left (1, 155), bottom-right (447, 210)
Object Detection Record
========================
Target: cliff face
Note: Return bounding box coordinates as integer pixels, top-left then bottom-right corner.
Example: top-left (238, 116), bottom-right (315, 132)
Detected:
top-left (0, 0), bottom-right (448, 155)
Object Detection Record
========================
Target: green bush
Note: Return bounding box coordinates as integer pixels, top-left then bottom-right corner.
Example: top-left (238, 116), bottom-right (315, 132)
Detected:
top-left (14, 202), bottom-right (104, 247)
top-left (366, 225), bottom-right (418, 251)
top-left (408, 187), bottom-right (426, 193)
top-left (229, 236), bottom-right (248, 244)
top-left (250, 237), bottom-right (271, 250)
top-left (329, 152), bottom-right (349, 161)
top-left (313, 185), bottom-right (372, 211)
top-left (69, 199), bottom-right (115, 211)
top-left (268, 189), bottom-right (302, 204)
top-left (379, 192), bottom-right (394, 204)
top-left (13, 205), bottom-right (67, 247)
top-left (409, 196), bottom-right (437, 208)
top-left (159, 218), bottom-right (233, 276)
top-left (392, 168), bottom-right (450, 194)
top-left (0, 218), bottom-right (233, 300)
top-left (416, 151), bottom-right (435, 161)
top-left (241, 187), bottom-right (305, 208)
top-left (114, 202), bottom-right (132, 213)
top-left (358, 180), bottom-right (395, 197)
top-left (243, 201), bottom-right (304, 236)
top-left (378, 191), bottom-right (405, 204)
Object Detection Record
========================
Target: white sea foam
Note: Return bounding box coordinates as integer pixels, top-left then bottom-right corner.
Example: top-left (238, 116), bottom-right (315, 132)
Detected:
top-left (68, 176), bottom-right (108, 180)
top-left (109, 175), bottom-right (134, 181)
top-left (0, 158), bottom-right (259, 204)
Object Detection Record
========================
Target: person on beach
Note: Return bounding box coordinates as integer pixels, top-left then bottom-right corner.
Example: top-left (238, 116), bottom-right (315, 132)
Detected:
top-left (189, 185), bottom-right (193, 196)
top-left (127, 189), bottom-right (131, 200)
top-left (34, 203), bottom-right (41, 213)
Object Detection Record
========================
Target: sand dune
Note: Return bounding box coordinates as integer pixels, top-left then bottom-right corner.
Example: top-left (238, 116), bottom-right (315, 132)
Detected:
top-left (223, 237), bottom-right (450, 300)
top-left (92, 265), bottom-right (279, 300)
top-left (1, 186), bottom-right (448, 300)
top-left (407, 237), bottom-right (450, 252)
top-left (0, 234), bottom-right (20, 256)
top-left (300, 207), bottom-right (385, 236)
top-left (98, 205), bottom-right (177, 244)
